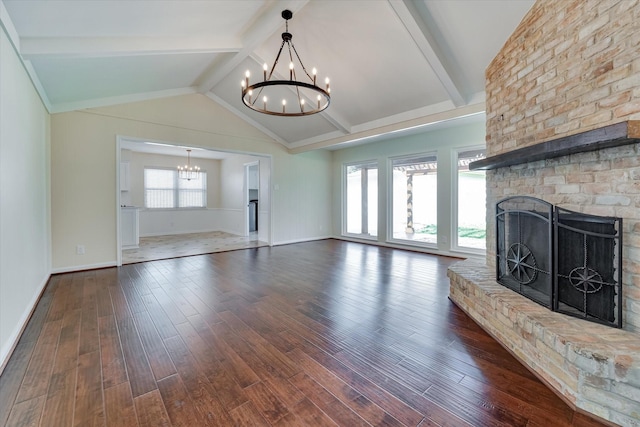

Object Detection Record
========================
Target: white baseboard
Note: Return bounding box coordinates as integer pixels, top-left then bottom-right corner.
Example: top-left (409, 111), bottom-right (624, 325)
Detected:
top-left (272, 235), bottom-right (332, 246)
top-left (0, 272), bottom-right (50, 374)
top-left (51, 261), bottom-right (117, 274)
top-left (333, 235), bottom-right (479, 259)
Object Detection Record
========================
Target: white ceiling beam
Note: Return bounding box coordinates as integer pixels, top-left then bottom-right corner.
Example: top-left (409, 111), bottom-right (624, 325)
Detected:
top-left (0, 0), bottom-right (20, 52)
top-left (196, 0), bottom-right (309, 93)
top-left (20, 36), bottom-right (242, 59)
top-left (0, 2), bottom-right (52, 111)
top-left (289, 99), bottom-right (462, 150)
top-left (289, 102), bottom-right (485, 154)
top-left (388, 0), bottom-right (466, 107)
top-left (318, 106), bottom-right (351, 136)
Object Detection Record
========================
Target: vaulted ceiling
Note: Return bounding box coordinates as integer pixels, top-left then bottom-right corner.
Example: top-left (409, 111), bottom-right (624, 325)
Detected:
top-left (1, 0), bottom-right (533, 152)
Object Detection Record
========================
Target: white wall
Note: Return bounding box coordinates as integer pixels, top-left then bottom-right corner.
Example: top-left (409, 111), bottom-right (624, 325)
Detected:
top-left (331, 120), bottom-right (485, 256)
top-left (0, 28), bottom-right (51, 366)
top-left (138, 209), bottom-right (220, 236)
top-left (51, 94), bottom-right (332, 270)
top-left (271, 150), bottom-right (333, 244)
top-left (219, 154), bottom-right (271, 237)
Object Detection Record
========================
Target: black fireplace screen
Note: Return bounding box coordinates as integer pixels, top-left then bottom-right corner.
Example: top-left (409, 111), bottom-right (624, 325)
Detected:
top-left (496, 196), bottom-right (622, 328)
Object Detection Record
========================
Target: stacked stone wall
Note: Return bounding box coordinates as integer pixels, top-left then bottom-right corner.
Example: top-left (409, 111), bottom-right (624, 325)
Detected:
top-left (450, 0), bottom-right (640, 423)
top-left (486, 0), bottom-right (640, 157)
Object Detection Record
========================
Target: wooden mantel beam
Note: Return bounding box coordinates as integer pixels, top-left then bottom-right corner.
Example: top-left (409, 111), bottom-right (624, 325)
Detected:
top-left (471, 121), bottom-right (640, 171)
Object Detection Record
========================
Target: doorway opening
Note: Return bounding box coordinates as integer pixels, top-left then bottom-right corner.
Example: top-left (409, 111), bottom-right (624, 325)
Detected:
top-left (116, 136), bottom-right (272, 265)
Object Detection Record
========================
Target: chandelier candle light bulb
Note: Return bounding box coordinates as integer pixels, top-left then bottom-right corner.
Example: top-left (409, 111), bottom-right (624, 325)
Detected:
top-left (240, 9), bottom-right (331, 116)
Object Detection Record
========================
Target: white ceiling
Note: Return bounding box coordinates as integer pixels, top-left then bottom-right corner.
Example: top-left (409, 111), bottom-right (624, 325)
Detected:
top-left (2, 0), bottom-right (534, 152)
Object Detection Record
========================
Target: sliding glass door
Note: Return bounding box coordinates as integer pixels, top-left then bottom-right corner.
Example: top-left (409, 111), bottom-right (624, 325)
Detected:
top-left (390, 154), bottom-right (438, 245)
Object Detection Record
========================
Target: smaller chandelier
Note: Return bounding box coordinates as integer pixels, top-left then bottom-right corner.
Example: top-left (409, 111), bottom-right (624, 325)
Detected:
top-left (241, 9), bottom-right (330, 117)
top-left (177, 149), bottom-right (200, 181)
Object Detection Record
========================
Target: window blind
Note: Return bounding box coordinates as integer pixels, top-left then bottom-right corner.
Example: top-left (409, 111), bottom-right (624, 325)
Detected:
top-left (144, 168), bottom-right (207, 208)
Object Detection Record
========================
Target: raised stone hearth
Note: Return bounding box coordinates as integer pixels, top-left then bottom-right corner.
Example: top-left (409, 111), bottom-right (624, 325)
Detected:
top-left (449, 260), bottom-right (640, 424)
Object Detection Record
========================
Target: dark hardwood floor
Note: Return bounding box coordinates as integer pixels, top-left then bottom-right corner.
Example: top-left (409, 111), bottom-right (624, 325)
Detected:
top-left (0, 239), bottom-right (607, 426)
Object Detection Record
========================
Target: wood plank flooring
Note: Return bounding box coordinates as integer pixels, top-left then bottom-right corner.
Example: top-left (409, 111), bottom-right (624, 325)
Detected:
top-left (0, 240), bottom-right (607, 426)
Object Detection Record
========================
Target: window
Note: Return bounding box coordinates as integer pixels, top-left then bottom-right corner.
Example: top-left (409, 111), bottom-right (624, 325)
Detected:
top-left (144, 168), bottom-right (207, 208)
top-left (390, 154), bottom-right (438, 245)
top-left (455, 148), bottom-right (486, 250)
top-left (344, 162), bottom-right (378, 237)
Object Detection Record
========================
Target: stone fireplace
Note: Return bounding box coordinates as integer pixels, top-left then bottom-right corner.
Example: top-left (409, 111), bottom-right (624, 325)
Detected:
top-left (448, 0), bottom-right (640, 425)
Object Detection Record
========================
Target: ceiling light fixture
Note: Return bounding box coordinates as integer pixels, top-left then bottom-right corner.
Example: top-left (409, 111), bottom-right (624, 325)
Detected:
top-left (177, 149), bottom-right (200, 181)
top-left (241, 9), bottom-right (330, 117)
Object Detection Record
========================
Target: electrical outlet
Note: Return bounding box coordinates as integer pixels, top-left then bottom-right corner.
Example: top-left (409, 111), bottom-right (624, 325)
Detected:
top-left (76, 245), bottom-right (85, 255)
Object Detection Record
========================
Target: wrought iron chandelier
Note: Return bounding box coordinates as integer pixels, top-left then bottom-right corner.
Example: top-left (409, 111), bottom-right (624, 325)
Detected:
top-left (241, 9), bottom-right (330, 117)
top-left (177, 149), bottom-right (200, 181)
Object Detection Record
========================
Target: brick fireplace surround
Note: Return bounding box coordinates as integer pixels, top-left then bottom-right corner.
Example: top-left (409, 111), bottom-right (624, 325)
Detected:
top-left (448, 1), bottom-right (640, 425)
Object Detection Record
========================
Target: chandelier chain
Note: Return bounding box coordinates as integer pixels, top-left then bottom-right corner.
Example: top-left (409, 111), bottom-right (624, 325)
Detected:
top-left (286, 42), bottom-right (306, 113)
top-left (249, 39), bottom-right (287, 108)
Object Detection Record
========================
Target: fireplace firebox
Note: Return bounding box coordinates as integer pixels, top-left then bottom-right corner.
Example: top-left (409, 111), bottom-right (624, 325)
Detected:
top-left (496, 196), bottom-right (622, 328)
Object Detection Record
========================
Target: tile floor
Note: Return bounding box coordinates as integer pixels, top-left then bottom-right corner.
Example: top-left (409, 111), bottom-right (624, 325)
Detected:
top-left (122, 230), bottom-right (267, 264)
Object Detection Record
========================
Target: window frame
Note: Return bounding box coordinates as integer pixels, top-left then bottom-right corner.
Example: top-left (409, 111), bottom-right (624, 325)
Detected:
top-left (143, 166), bottom-right (207, 209)
top-left (451, 146), bottom-right (486, 254)
top-left (342, 160), bottom-right (378, 240)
